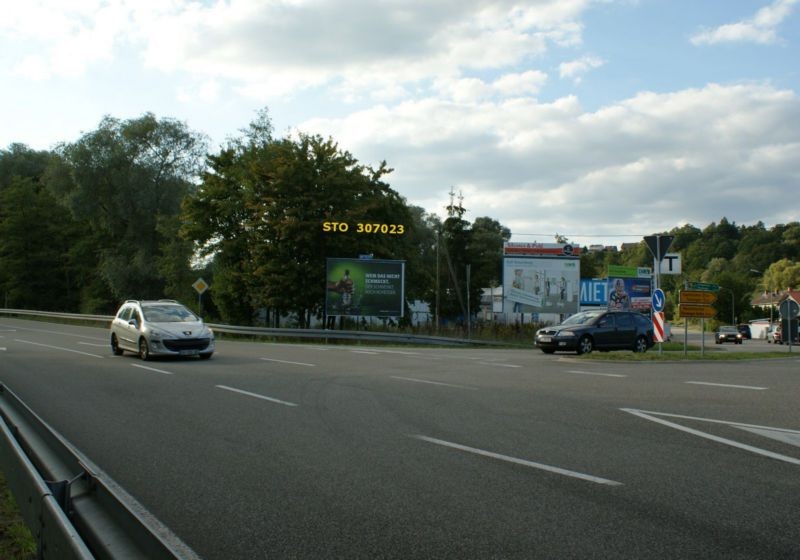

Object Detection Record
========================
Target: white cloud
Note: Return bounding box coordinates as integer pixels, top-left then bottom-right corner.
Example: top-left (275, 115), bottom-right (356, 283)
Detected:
top-left (691, 0), bottom-right (798, 46)
top-left (558, 55), bottom-right (604, 84)
top-left (298, 83), bottom-right (800, 242)
top-left (1, 1), bottom-right (589, 101)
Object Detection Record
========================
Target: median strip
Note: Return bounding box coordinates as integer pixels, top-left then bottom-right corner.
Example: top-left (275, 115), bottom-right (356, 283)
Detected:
top-left (216, 385), bottom-right (299, 407)
top-left (412, 435), bottom-right (623, 486)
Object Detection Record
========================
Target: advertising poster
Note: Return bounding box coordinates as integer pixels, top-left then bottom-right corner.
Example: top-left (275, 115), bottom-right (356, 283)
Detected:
top-left (607, 277), bottom-right (651, 311)
top-left (503, 257), bottom-right (580, 315)
top-left (326, 258), bottom-right (405, 317)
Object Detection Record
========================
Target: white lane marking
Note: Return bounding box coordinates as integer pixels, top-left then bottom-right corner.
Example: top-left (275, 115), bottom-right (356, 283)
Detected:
top-left (131, 364), bottom-right (174, 375)
top-left (478, 362), bottom-right (522, 368)
top-left (626, 410), bottom-right (800, 434)
top-left (78, 342), bottom-right (110, 348)
top-left (216, 385), bottom-right (298, 407)
top-left (0, 347), bottom-right (6, 351)
top-left (737, 426), bottom-right (800, 449)
top-left (413, 435), bottom-right (623, 486)
top-left (5, 324), bottom-right (104, 341)
top-left (567, 370), bottom-right (626, 378)
top-left (685, 381), bottom-right (767, 390)
top-left (350, 350), bottom-right (379, 355)
top-left (391, 376), bottom-right (477, 390)
top-left (14, 339), bottom-right (103, 358)
top-left (621, 408), bottom-right (800, 466)
top-left (260, 358), bottom-right (315, 367)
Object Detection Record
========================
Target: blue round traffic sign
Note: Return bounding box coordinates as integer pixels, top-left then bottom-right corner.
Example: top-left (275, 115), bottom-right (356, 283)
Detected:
top-left (652, 289), bottom-right (665, 312)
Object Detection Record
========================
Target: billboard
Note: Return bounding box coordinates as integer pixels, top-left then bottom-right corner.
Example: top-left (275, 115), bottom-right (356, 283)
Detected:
top-left (580, 279), bottom-right (608, 306)
top-left (503, 257), bottom-right (580, 315)
top-left (326, 258), bottom-right (405, 317)
top-left (607, 277), bottom-right (651, 311)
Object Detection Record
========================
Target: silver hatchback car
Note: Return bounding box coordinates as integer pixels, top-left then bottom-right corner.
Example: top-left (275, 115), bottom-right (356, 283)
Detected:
top-left (110, 300), bottom-right (215, 360)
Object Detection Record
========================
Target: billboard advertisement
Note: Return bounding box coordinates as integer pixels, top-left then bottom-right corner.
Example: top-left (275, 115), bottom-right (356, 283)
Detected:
top-left (326, 258), bottom-right (405, 317)
top-left (607, 277), bottom-right (652, 311)
top-left (503, 257), bottom-right (580, 315)
top-left (580, 279), bottom-right (608, 306)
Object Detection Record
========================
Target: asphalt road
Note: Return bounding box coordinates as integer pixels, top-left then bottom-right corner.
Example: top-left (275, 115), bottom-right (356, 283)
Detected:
top-left (1, 317), bottom-right (799, 559)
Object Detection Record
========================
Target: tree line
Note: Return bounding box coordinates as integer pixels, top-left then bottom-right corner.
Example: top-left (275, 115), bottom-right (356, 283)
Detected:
top-left (1, 110), bottom-right (798, 327)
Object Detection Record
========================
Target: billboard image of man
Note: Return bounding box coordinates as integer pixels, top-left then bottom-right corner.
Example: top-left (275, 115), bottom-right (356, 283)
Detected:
top-left (608, 278), bottom-right (631, 311)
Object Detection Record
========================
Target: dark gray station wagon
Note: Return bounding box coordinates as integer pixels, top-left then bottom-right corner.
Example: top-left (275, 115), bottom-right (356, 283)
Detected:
top-left (535, 310), bottom-right (654, 355)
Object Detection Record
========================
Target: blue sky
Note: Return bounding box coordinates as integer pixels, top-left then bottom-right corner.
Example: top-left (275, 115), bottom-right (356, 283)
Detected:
top-left (2, 1), bottom-right (798, 246)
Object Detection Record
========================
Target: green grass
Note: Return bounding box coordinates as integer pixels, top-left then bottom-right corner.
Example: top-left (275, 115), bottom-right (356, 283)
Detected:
top-left (0, 472), bottom-right (36, 560)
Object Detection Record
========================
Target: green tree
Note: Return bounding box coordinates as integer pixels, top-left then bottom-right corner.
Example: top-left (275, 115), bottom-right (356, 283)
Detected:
top-left (46, 113), bottom-right (207, 308)
top-left (183, 115), bottom-right (414, 327)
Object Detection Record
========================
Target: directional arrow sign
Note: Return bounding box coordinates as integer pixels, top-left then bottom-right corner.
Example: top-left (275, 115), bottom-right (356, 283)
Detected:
top-left (652, 289), bottom-right (665, 312)
top-left (679, 290), bottom-right (717, 305)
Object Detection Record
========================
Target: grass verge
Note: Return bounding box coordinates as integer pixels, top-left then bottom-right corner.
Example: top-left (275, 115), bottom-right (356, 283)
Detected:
top-left (0, 471), bottom-right (36, 560)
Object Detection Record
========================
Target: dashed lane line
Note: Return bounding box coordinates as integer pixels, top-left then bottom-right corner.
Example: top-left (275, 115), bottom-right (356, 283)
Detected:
top-left (260, 358), bottom-right (315, 367)
top-left (685, 381), bottom-right (767, 390)
top-left (216, 385), bottom-right (298, 407)
top-left (413, 435), bottom-right (623, 486)
top-left (14, 339), bottom-right (103, 358)
top-left (391, 376), bottom-right (477, 390)
top-left (566, 370), bottom-right (626, 378)
top-left (131, 364), bottom-right (174, 375)
top-left (478, 362), bottom-right (522, 368)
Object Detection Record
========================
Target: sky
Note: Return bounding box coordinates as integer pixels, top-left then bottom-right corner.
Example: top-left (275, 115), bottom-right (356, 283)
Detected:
top-left (1, 0), bottom-right (799, 248)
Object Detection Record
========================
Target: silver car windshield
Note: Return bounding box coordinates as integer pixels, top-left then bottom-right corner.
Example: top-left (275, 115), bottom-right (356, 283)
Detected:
top-left (142, 305), bottom-right (198, 323)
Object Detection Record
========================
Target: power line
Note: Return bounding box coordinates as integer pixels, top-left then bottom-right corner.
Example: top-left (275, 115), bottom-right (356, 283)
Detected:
top-left (512, 232), bottom-right (646, 238)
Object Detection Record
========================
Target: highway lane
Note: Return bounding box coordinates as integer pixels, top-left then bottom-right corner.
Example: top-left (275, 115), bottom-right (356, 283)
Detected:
top-left (1, 317), bottom-right (799, 559)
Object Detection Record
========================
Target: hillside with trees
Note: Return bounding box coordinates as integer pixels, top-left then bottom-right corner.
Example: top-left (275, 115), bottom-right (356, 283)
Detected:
top-left (1, 111), bottom-right (798, 327)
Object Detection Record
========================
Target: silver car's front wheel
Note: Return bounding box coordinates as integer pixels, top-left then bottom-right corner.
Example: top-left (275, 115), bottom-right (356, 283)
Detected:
top-left (138, 338), bottom-right (150, 361)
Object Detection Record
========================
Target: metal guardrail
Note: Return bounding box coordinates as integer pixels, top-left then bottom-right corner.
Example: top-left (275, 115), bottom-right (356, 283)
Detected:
top-left (0, 308), bottom-right (492, 346)
top-left (0, 384), bottom-right (200, 559)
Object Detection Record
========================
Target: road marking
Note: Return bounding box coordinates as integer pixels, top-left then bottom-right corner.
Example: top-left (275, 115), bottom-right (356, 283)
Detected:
top-left (78, 342), bottom-right (110, 348)
top-left (391, 376), bottom-right (477, 390)
top-left (685, 381), bottom-right (767, 390)
top-left (0, 347), bottom-right (6, 351)
top-left (14, 339), bottom-right (103, 358)
top-left (736, 426), bottom-right (800, 448)
top-left (216, 385), bottom-right (298, 407)
top-left (350, 350), bottom-right (379, 355)
top-left (478, 362), bottom-right (522, 368)
top-left (621, 408), bottom-right (800, 466)
top-left (131, 364), bottom-right (174, 375)
top-left (260, 358), bottom-right (315, 367)
top-left (567, 370), bottom-right (626, 378)
top-left (412, 435), bottom-right (623, 486)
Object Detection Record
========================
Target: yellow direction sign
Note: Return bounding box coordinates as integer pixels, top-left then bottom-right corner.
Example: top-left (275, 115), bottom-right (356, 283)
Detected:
top-left (679, 290), bottom-right (717, 305)
top-left (679, 303), bottom-right (717, 318)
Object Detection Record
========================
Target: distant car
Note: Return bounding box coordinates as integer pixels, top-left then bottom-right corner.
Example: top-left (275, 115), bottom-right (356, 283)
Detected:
top-left (110, 300), bottom-right (215, 360)
top-left (736, 324), bottom-right (752, 339)
top-left (534, 310), bottom-right (654, 355)
top-left (715, 326), bottom-right (742, 344)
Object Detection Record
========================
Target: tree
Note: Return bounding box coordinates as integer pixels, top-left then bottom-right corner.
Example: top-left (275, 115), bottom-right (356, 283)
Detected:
top-left (46, 114), bottom-right (207, 309)
top-left (182, 115), bottom-right (415, 327)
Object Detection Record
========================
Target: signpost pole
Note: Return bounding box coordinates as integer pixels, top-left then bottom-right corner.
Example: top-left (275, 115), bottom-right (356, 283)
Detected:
top-left (684, 320), bottom-right (688, 357)
top-left (701, 318), bottom-right (705, 358)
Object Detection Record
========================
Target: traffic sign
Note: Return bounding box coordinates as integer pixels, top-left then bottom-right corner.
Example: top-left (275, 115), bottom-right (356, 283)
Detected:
top-left (644, 235), bottom-right (674, 262)
top-left (657, 253), bottom-right (682, 275)
top-left (652, 289), bottom-right (665, 312)
top-left (779, 299), bottom-right (799, 318)
top-left (679, 290), bottom-right (717, 305)
top-left (192, 278), bottom-right (209, 295)
top-left (689, 282), bottom-right (720, 292)
top-left (653, 311), bottom-right (666, 342)
top-left (679, 303), bottom-right (717, 319)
